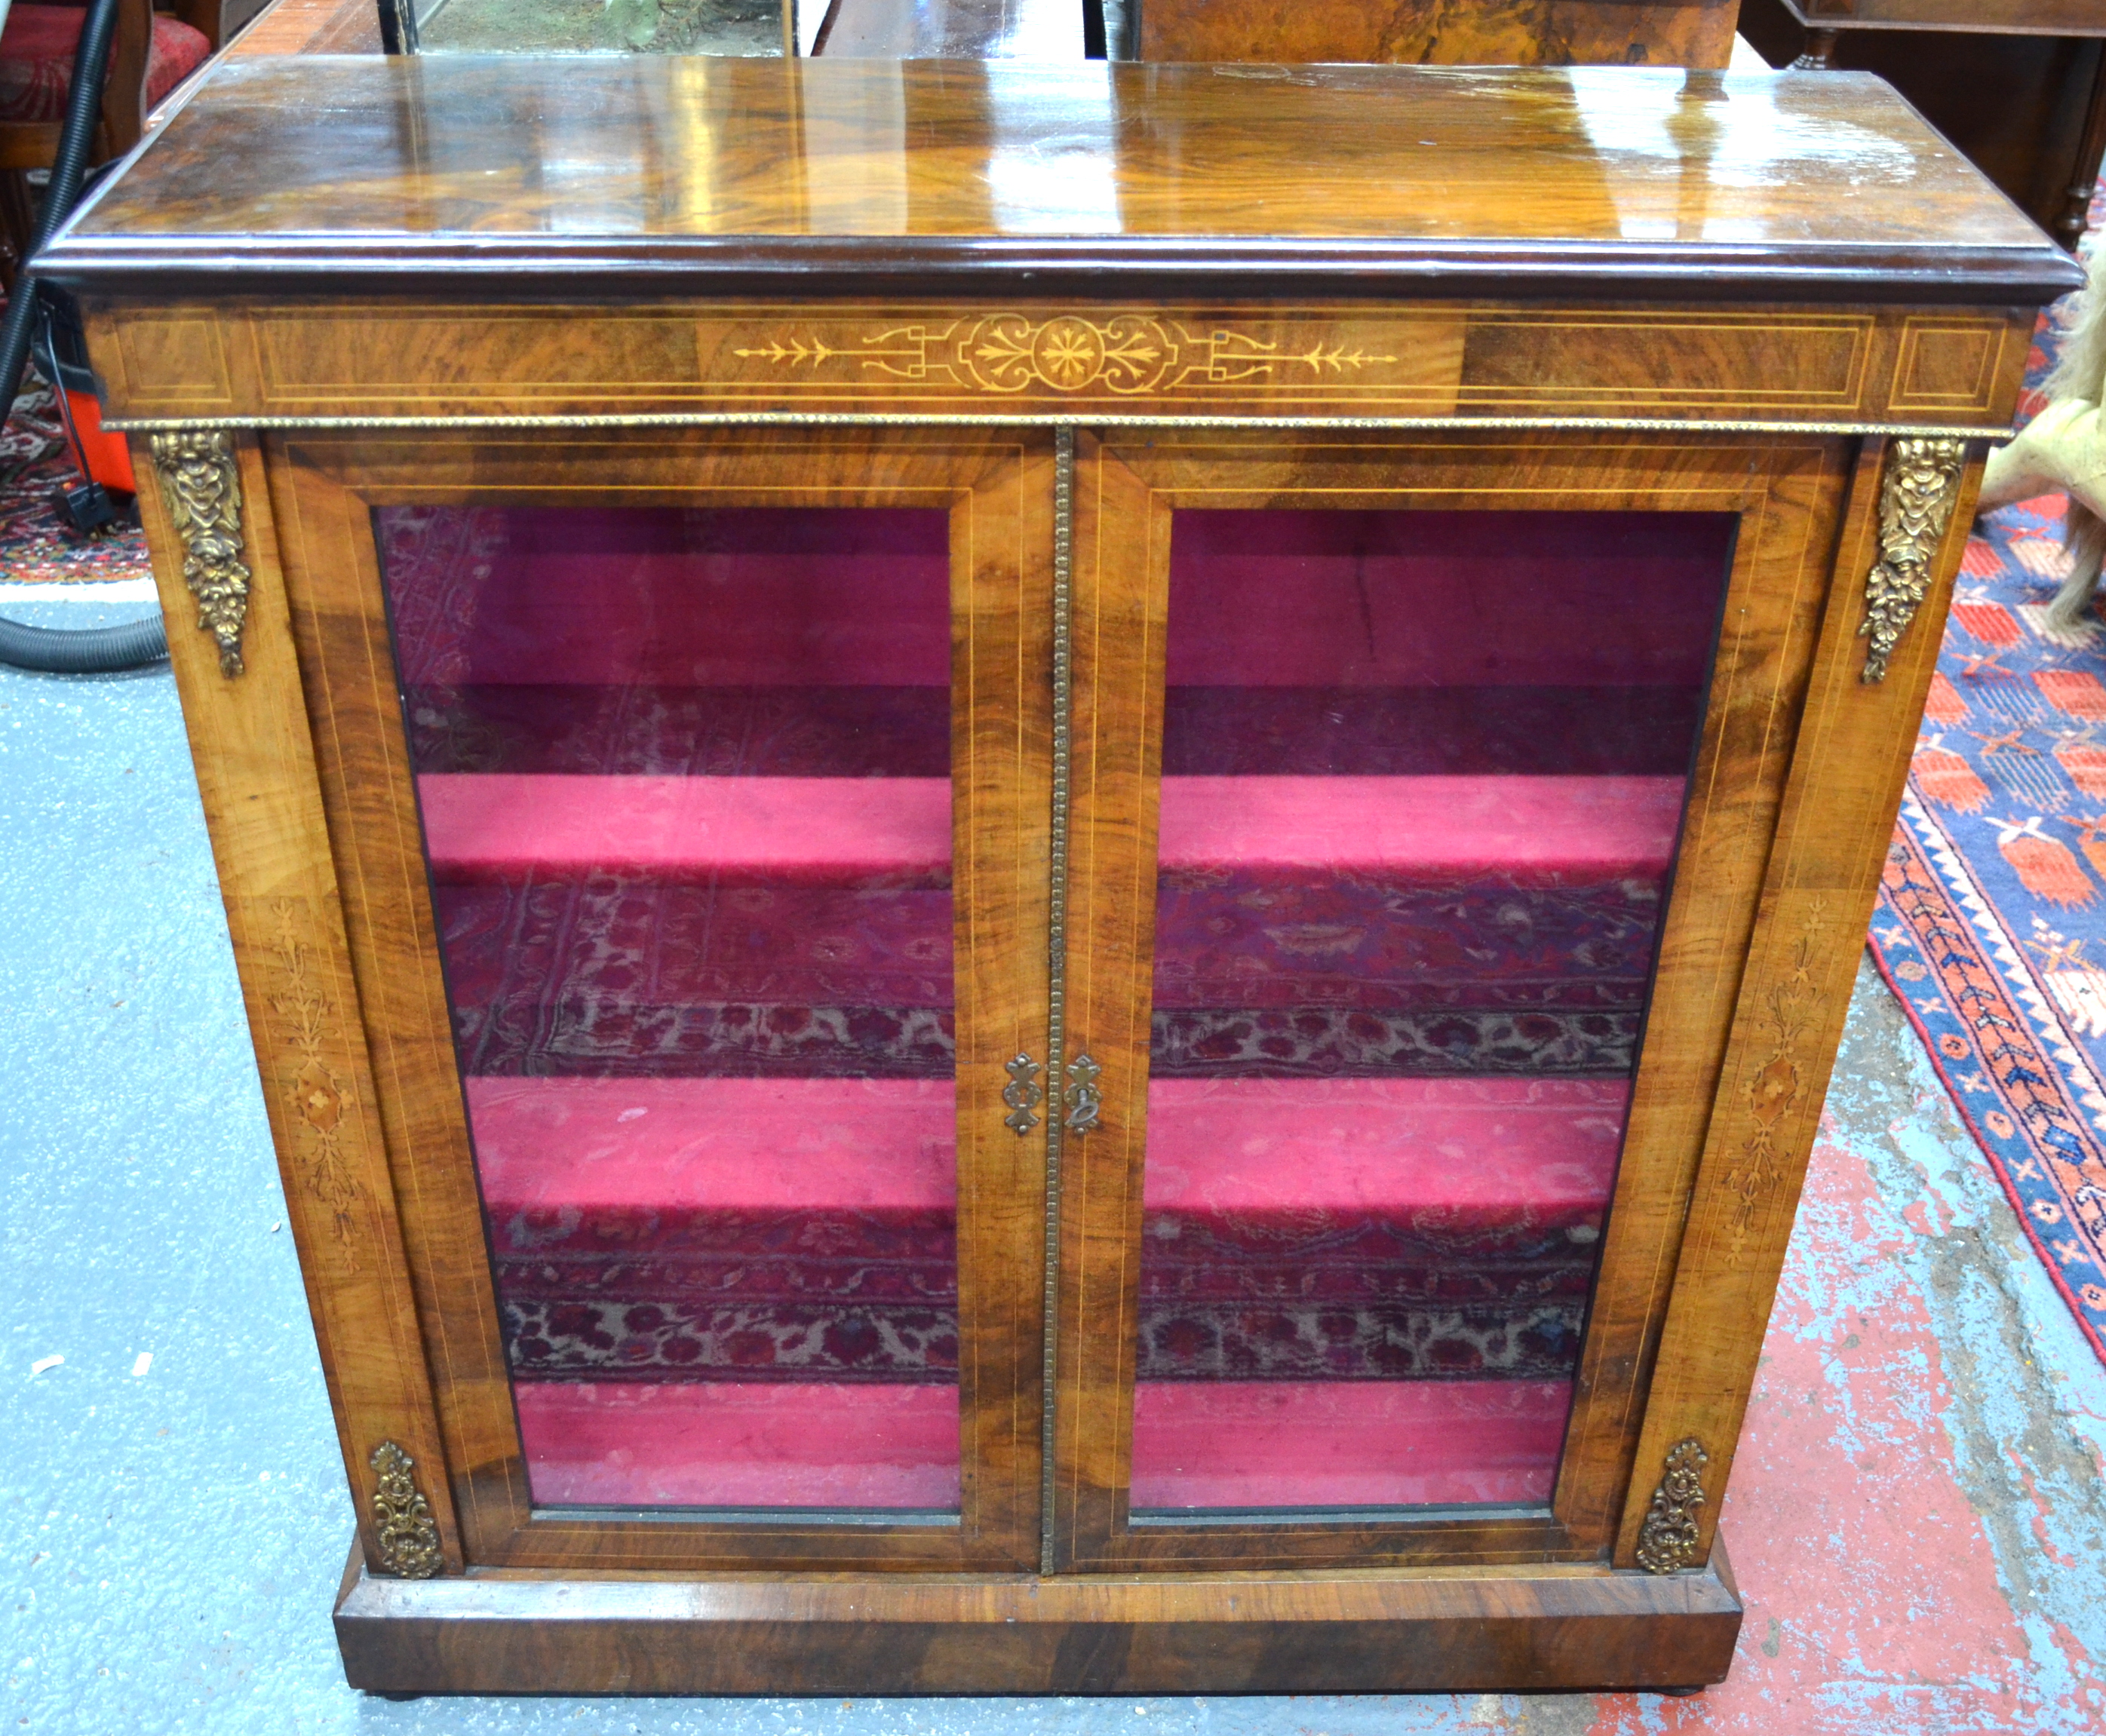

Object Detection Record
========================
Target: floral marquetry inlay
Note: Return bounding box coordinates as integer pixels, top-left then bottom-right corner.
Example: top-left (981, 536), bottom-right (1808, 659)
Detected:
top-left (732, 313), bottom-right (1400, 397)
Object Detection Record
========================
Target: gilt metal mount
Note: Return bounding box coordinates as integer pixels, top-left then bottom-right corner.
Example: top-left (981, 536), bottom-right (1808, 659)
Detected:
top-left (1003, 1053), bottom-right (1043, 1134)
top-left (1064, 1052), bottom-right (1101, 1134)
top-left (1859, 436), bottom-right (1966, 684)
top-left (149, 429), bottom-right (253, 679)
top-left (1634, 1437), bottom-right (1710, 1575)
top-left (368, 1440), bottom-right (443, 1578)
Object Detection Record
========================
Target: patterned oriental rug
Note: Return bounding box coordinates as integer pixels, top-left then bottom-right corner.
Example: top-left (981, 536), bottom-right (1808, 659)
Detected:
top-left (1866, 302), bottom-right (2106, 1373)
top-left (0, 376), bottom-right (149, 583)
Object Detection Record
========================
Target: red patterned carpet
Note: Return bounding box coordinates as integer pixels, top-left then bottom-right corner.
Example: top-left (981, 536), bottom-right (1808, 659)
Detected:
top-left (0, 374), bottom-right (150, 582)
top-left (1865, 298), bottom-right (2106, 1372)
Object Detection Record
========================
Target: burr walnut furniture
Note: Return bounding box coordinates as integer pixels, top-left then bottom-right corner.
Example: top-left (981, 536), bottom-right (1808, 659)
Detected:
top-left (38, 54), bottom-right (2079, 1698)
top-left (1135, 0), bottom-right (1737, 68)
top-left (1740, 0), bottom-right (2106, 249)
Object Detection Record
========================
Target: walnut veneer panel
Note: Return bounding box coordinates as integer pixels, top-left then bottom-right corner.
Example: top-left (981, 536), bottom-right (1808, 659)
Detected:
top-left (1141, 0), bottom-right (1737, 69)
top-left (82, 302), bottom-right (2034, 428)
top-left (42, 60), bottom-right (2076, 305)
top-left (136, 431), bottom-right (458, 1578)
top-left (226, 0), bottom-right (380, 55)
top-left (333, 1547), bottom-right (1742, 1693)
top-left (1613, 435), bottom-right (1979, 1569)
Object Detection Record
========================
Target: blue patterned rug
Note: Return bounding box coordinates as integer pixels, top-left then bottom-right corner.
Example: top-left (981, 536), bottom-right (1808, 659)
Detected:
top-left (1868, 304), bottom-right (2106, 1368)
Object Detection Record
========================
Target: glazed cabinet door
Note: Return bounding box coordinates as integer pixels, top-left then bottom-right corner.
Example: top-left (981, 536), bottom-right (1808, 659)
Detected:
top-left (1051, 429), bottom-right (1860, 1570)
top-left (267, 428), bottom-right (1054, 1573)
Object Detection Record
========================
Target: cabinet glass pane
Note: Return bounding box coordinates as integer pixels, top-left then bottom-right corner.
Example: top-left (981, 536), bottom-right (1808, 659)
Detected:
top-left (1130, 508), bottom-right (1736, 1515)
top-left (404, 0), bottom-right (785, 54)
top-left (377, 505), bottom-right (959, 1515)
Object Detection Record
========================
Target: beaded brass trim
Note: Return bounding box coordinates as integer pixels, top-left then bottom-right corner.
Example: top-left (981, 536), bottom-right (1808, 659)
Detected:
top-left (1635, 1437), bottom-right (1710, 1575)
top-left (1039, 425), bottom-right (1076, 1575)
top-left (1860, 434), bottom-right (1967, 683)
top-left (148, 429), bottom-right (252, 679)
top-left (108, 413), bottom-right (2003, 437)
top-left (368, 1441), bottom-right (443, 1578)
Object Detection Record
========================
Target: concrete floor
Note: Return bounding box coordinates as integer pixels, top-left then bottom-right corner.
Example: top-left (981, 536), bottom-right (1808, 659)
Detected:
top-left (6, 579), bottom-right (2106, 1734)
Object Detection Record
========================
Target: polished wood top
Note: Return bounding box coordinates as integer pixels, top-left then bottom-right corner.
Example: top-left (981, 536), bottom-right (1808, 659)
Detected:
top-left (46, 55), bottom-right (2079, 304)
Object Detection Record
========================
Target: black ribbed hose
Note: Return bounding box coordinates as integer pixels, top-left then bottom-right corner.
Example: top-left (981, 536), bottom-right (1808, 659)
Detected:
top-left (0, 0), bottom-right (123, 413)
top-left (0, 610), bottom-right (164, 671)
top-left (0, 0), bottom-right (170, 676)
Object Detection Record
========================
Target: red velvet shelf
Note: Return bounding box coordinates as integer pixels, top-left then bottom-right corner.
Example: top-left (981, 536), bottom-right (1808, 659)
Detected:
top-left (474, 1076), bottom-right (1619, 1387)
top-left (421, 771), bottom-right (1682, 885)
top-left (510, 1377), bottom-right (1569, 1511)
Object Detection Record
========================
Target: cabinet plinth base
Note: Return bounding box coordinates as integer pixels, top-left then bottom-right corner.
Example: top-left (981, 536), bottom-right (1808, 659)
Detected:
top-left (333, 1538), bottom-right (1742, 1695)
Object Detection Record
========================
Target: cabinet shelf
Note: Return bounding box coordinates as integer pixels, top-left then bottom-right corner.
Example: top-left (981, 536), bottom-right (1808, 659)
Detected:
top-left (421, 771), bottom-right (1682, 885)
top-left (511, 1376), bottom-right (1572, 1514)
top-left (474, 1076), bottom-right (1615, 1388)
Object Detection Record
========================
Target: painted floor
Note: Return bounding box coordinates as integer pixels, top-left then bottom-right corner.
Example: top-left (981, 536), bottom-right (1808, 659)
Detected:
top-left (5, 580), bottom-right (2106, 1734)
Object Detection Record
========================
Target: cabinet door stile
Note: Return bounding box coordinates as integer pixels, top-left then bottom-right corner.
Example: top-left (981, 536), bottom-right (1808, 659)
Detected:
top-left (267, 437), bottom-right (539, 1563)
top-left (1553, 437), bottom-right (1856, 1548)
top-left (270, 428), bottom-right (1053, 1572)
top-left (138, 428), bottom-right (462, 1579)
top-left (1054, 434), bottom-right (1165, 1568)
top-left (1613, 435), bottom-right (1979, 1571)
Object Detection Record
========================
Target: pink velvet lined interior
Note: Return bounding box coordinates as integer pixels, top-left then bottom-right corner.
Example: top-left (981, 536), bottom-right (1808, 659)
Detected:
top-left (511, 1378), bottom-right (1568, 1511)
top-left (420, 773), bottom-right (1682, 883)
top-left (373, 501), bottom-right (1735, 1514)
top-left (1128, 1379), bottom-right (1570, 1510)
top-left (514, 1381), bottom-right (963, 1509)
top-left (471, 1075), bottom-right (1623, 1219)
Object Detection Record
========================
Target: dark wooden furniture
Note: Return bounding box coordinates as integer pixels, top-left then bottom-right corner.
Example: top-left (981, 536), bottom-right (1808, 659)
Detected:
top-left (41, 55), bottom-right (2077, 1697)
top-left (1741, 0), bottom-right (2106, 249)
top-left (1137, 0), bottom-right (1736, 68)
top-left (0, 0), bottom-right (210, 287)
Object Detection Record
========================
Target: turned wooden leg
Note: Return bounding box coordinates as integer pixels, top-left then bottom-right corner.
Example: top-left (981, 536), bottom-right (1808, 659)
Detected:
top-left (2058, 44), bottom-right (2106, 251)
top-left (1791, 29), bottom-right (1840, 70)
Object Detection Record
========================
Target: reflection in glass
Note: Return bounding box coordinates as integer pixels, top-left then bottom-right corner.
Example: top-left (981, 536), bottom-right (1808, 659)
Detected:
top-left (407, 0), bottom-right (785, 54)
top-left (1130, 509), bottom-right (1735, 1514)
top-left (377, 505), bottom-right (960, 1513)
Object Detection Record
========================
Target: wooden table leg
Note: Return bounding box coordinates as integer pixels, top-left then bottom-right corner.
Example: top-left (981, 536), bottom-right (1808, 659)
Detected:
top-left (2057, 41), bottom-right (2106, 250)
top-left (1792, 27), bottom-right (1840, 69)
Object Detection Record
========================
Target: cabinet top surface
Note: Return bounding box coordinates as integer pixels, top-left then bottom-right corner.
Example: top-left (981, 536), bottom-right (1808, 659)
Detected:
top-left (45, 54), bottom-right (2079, 303)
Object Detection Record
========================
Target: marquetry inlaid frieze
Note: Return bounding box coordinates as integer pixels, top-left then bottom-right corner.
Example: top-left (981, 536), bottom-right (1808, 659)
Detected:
top-left (91, 303), bottom-right (2031, 429)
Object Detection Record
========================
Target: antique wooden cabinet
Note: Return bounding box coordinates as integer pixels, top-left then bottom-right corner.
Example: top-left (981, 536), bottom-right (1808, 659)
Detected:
top-left (41, 55), bottom-right (2079, 1697)
top-left (1740, 0), bottom-right (2106, 248)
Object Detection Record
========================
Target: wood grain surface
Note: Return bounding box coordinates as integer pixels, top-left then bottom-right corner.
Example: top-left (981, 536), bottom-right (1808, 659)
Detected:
top-left (1612, 435), bottom-right (1981, 1569)
top-left (1140, 0), bottom-right (1737, 69)
top-left (134, 429), bottom-right (459, 1577)
top-left (41, 60), bottom-right (2078, 305)
top-left (270, 427), bottom-right (1053, 1573)
top-left (333, 1540), bottom-right (1742, 1693)
top-left (1057, 429), bottom-right (1856, 1571)
top-left (78, 300), bottom-right (2037, 431)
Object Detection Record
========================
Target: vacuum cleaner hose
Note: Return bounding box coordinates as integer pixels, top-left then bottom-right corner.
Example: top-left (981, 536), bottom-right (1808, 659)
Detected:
top-left (0, 0), bottom-right (167, 676)
top-left (0, 0), bottom-right (123, 415)
top-left (0, 609), bottom-right (165, 672)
